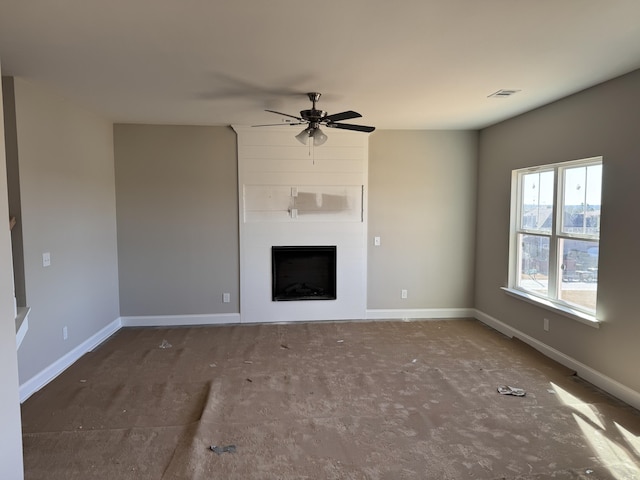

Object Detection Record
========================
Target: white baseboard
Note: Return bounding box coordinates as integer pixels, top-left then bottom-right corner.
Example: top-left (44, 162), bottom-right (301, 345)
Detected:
top-left (366, 308), bottom-right (476, 320)
top-left (19, 317), bottom-right (122, 403)
top-left (473, 309), bottom-right (640, 411)
top-left (121, 313), bottom-right (241, 327)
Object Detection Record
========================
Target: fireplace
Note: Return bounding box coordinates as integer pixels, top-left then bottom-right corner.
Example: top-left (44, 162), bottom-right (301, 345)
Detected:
top-left (272, 246), bottom-right (337, 301)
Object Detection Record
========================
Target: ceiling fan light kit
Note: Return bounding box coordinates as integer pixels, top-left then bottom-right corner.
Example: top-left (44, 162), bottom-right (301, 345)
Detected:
top-left (295, 126), bottom-right (328, 146)
top-left (254, 92), bottom-right (375, 146)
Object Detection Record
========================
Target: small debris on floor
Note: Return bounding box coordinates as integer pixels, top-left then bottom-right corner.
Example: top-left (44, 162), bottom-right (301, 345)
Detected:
top-left (280, 344), bottom-right (290, 349)
top-left (497, 385), bottom-right (526, 396)
top-left (79, 379), bottom-right (87, 383)
top-left (243, 360), bottom-right (253, 364)
top-left (209, 445), bottom-right (236, 455)
top-left (246, 378), bottom-right (253, 382)
top-left (586, 469), bottom-right (594, 474)
top-left (337, 340), bottom-right (344, 343)
top-left (411, 359), bottom-right (418, 364)
top-left (159, 339), bottom-right (172, 349)
top-left (209, 363), bottom-right (217, 368)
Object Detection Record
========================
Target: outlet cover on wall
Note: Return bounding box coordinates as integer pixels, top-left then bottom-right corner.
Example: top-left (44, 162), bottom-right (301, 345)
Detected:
top-left (42, 252), bottom-right (51, 267)
top-left (223, 293), bottom-right (231, 303)
top-left (63, 326), bottom-right (68, 340)
top-left (401, 289), bottom-right (408, 299)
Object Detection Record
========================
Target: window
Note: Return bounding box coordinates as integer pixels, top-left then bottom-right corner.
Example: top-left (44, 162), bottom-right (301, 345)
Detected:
top-left (508, 157), bottom-right (602, 320)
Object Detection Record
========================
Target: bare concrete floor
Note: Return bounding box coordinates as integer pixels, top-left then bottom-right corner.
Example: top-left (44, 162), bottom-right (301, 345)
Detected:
top-left (21, 319), bottom-right (640, 479)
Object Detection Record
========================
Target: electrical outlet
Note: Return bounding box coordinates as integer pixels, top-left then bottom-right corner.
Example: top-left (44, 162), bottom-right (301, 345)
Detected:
top-left (42, 252), bottom-right (51, 267)
top-left (543, 318), bottom-right (550, 332)
top-left (63, 326), bottom-right (68, 340)
top-left (223, 293), bottom-right (231, 303)
top-left (401, 289), bottom-right (408, 299)
top-left (374, 236), bottom-right (381, 246)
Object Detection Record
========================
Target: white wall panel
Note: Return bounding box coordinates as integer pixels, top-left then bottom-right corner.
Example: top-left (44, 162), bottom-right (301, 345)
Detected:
top-left (234, 126), bottom-right (369, 323)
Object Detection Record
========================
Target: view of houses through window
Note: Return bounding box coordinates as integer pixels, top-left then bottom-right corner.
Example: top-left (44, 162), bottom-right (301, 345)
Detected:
top-left (511, 157), bottom-right (602, 315)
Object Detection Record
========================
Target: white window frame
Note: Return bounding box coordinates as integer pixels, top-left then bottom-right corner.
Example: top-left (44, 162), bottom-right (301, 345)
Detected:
top-left (504, 156), bottom-right (602, 327)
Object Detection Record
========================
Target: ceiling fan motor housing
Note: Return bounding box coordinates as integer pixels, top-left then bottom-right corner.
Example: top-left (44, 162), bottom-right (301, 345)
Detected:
top-left (300, 109), bottom-right (327, 122)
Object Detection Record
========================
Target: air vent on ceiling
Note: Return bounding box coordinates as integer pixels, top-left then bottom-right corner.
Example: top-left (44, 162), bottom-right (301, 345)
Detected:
top-left (488, 89), bottom-right (521, 98)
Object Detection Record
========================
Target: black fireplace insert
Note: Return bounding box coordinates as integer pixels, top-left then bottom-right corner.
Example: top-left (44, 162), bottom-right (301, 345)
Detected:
top-left (271, 246), bottom-right (337, 301)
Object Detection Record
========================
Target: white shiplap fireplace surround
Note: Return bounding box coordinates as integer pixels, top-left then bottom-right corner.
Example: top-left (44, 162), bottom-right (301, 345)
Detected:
top-left (234, 126), bottom-right (369, 323)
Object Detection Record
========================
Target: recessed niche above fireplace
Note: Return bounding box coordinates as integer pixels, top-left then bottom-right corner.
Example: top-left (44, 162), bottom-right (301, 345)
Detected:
top-left (243, 185), bottom-right (363, 223)
top-left (272, 246), bottom-right (337, 301)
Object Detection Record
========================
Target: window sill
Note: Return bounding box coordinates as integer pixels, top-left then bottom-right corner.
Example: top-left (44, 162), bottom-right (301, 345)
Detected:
top-left (501, 287), bottom-right (600, 329)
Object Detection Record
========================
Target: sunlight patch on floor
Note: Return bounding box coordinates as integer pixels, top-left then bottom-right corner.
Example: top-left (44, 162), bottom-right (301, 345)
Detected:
top-left (574, 414), bottom-right (640, 479)
top-left (616, 422), bottom-right (640, 458)
top-left (550, 382), bottom-right (605, 429)
top-left (549, 381), bottom-right (640, 478)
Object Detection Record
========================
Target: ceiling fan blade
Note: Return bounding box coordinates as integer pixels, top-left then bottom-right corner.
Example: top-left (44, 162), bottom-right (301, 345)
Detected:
top-left (326, 122), bottom-right (376, 133)
top-left (265, 109), bottom-right (304, 121)
top-left (323, 110), bottom-right (362, 122)
top-left (252, 122), bottom-right (306, 127)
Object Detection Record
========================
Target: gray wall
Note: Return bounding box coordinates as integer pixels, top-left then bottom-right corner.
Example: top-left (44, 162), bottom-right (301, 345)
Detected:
top-left (475, 69), bottom-right (640, 392)
top-left (12, 78), bottom-right (120, 383)
top-left (114, 125), bottom-right (239, 316)
top-left (114, 127), bottom-right (478, 316)
top-left (0, 62), bottom-right (25, 480)
top-left (2, 77), bottom-right (26, 308)
top-left (368, 130), bottom-right (478, 310)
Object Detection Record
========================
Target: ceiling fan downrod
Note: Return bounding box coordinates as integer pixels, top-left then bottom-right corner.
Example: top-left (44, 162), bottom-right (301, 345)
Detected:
top-left (301, 92), bottom-right (326, 122)
top-left (308, 92), bottom-right (321, 108)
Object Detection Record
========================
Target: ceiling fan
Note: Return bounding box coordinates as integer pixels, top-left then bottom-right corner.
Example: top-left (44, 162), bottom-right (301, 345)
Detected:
top-left (253, 92), bottom-right (375, 146)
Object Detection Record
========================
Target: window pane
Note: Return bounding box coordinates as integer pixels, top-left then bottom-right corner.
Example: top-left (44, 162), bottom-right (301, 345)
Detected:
top-left (517, 234), bottom-right (550, 296)
top-left (520, 171), bottom-right (554, 233)
top-left (559, 238), bottom-right (598, 312)
top-left (562, 164), bottom-right (602, 236)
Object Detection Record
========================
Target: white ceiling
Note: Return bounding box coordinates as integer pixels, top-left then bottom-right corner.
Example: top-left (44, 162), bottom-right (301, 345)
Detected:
top-left (1, 0), bottom-right (640, 130)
